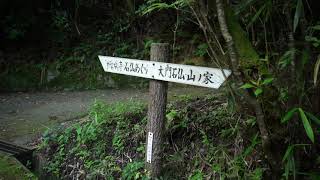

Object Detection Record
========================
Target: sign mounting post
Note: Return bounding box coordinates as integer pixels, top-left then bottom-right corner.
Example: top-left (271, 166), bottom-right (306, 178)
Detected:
top-left (145, 43), bottom-right (169, 177)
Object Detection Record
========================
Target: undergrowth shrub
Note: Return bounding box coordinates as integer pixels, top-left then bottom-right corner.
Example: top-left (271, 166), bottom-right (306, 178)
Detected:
top-left (39, 95), bottom-right (265, 179)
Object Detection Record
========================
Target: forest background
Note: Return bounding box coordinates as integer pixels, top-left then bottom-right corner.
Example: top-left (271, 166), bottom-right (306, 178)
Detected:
top-left (1, 0), bottom-right (320, 179)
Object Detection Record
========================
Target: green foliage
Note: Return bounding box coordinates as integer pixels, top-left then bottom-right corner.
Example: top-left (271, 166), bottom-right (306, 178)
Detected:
top-left (138, 0), bottom-right (189, 15)
top-left (194, 43), bottom-right (208, 57)
top-left (293, 0), bottom-right (304, 33)
top-left (240, 77), bottom-right (274, 97)
top-left (39, 95), bottom-right (264, 179)
top-left (51, 10), bottom-right (71, 32)
top-left (161, 96), bottom-right (263, 179)
top-left (21, 0), bottom-right (320, 179)
top-left (298, 109), bottom-right (314, 143)
top-left (122, 161), bottom-right (149, 180)
top-left (143, 38), bottom-right (159, 57)
top-left (39, 99), bottom-right (146, 178)
top-left (0, 154), bottom-right (37, 180)
top-left (112, 128), bottom-right (125, 152)
top-left (225, 6), bottom-right (262, 72)
top-left (314, 56), bottom-right (320, 86)
top-left (305, 25), bottom-right (320, 86)
top-left (282, 144), bottom-right (310, 179)
top-left (189, 170), bottom-right (203, 180)
top-left (235, 0), bottom-right (259, 15)
top-left (281, 108), bottom-right (298, 123)
top-left (305, 35), bottom-right (320, 48)
top-left (42, 37), bottom-right (150, 90)
top-left (246, 0), bottom-right (272, 28)
top-left (281, 108), bottom-right (319, 143)
top-left (279, 49), bottom-right (297, 69)
top-left (200, 134), bottom-right (262, 179)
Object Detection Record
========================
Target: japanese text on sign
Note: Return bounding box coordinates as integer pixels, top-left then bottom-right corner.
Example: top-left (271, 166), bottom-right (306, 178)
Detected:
top-left (98, 56), bottom-right (231, 89)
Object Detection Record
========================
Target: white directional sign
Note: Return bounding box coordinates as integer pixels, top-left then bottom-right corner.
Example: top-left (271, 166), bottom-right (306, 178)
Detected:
top-left (98, 56), bottom-right (231, 89)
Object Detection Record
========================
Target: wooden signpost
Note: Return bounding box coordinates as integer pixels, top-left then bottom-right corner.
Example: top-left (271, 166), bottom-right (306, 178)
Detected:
top-left (98, 43), bottom-right (231, 177)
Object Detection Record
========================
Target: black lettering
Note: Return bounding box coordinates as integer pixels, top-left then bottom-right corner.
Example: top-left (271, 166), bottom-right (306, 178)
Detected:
top-left (130, 63), bottom-right (135, 72)
top-left (106, 62), bottom-right (111, 70)
top-left (135, 64), bottom-right (140, 73)
top-left (187, 69), bottom-right (196, 82)
top-left (124, 62), bottom-right (129, 71)
top-left (113, 62), bottom-right (118, 70)
top-left (202, 71), bottom-right (214, 84)
top-left (119, 61), bottom-right (123, 71)
top-left (165, 65), bottom-right (172, 78)
top-left (141, 64), bottom-right (148, 74)
top-left (177, 68), bottom-right (185, 80)
top-left (158, 65), bottom-right (165, 77)
top-left (198, 74), bottom-right (202, 82)
top-left (110, 62), bottom-right (114, 70)
top-left (172, 68), bottom-right (178, 78)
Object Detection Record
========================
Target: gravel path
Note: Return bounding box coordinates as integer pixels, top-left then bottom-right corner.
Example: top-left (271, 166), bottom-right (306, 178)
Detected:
top-left (0, 87), bottom-right (211, 146)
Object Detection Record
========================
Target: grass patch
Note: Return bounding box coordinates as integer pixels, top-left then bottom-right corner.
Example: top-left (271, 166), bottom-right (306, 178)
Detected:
top-left (0, 153), bottom-right (37, 180)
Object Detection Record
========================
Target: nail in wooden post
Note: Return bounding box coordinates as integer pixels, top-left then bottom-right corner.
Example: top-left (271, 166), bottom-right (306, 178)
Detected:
top-left (145, 43), bottom-right (169, 177)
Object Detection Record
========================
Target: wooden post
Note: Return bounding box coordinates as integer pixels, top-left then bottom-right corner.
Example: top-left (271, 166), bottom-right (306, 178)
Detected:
top-left (145, 43), bottom-right (169, 177)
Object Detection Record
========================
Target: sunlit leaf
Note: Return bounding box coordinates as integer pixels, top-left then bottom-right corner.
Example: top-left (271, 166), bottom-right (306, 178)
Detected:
top-left (284, 160), bottom-right (290, 180)
top-left (311, 25), bottom-right (320, 30)
top-left (305, 36), bottom-right (319, 42)
top-left (240, 83), bottom-right (255, 89)
top-left (235, 0), bottom-right (259, 14)
top-left (282, 145), bottom-right (294, 162)
top-left (298, 108), bottom-right (314, 143)
top-left (279, 49), bottom-right (296, 69)
top-left (211, 164), bottom-right (221, 172)
top-left (247, 3), bottom-right (266, 28)
top-left (250, 80), bottom-right (259, 86)
top-left (305, 111), bottom-right (320, 126)
top-left (281, 108), bottom-right (298, 123)
top-left (254, 88), bottom-right (263, 96)
top-left (243, 133), bottom-right (259, 158)
top-left (293, 0), bottom-right (304, 32)
top-left (314, 56), bottom-right (320, 86)
top-left (140, 3), bottom-right (171, 15)
top-left (262, 78), bottom-right (274, 85)
top-left (189, 170), bottom-right (203, 180)
top-left (291, 156), bottom-right (296, 180)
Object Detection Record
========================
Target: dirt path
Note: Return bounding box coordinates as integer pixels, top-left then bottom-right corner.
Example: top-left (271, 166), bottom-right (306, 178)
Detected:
top-left (0, 87), bottom-right (211, 146)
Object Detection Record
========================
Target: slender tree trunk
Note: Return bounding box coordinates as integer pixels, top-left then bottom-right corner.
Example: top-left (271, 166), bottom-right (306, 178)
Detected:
top-left (74, 0), bottom-right (81, 36)
top-left (126, 0), bottom-right (134, 13)
top-left (215, 0), bottom-right (277, 175)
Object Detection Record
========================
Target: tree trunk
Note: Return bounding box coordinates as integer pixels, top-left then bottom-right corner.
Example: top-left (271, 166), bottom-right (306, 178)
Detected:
top-left (126, 0), bottom-right (134, 13)
top-left (145, 43), bottom-right (169, 178)
top-left (215, 0), bottom-right (277, 175)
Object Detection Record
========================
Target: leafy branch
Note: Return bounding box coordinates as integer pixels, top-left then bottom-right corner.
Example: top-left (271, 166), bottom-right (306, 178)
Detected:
top-left (240, 77), bottom-right (274, 97)
top-left (281, 108), bottom-right (320, 143)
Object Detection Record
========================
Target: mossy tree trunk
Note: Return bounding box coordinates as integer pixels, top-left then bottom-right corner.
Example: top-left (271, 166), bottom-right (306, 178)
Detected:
top-left (215, 0), bottom-right (278, 176)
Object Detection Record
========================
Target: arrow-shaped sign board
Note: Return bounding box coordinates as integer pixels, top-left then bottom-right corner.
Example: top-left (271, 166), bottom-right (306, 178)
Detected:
top-left (98, 56), bottom-right (231, 89)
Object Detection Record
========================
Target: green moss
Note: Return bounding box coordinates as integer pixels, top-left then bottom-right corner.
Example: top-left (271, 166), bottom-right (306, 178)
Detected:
top-left (0, 153), bottom-right (37, 180)
top-left (225, 7), bottom-right (262, 72)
